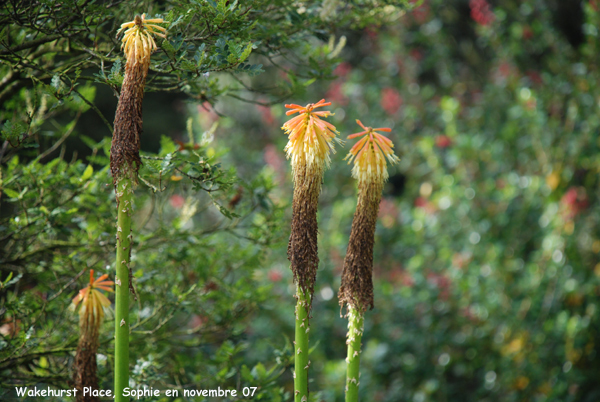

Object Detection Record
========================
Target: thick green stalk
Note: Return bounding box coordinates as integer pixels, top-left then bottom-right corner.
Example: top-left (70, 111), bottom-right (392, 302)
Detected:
top-left (114, 176), bottom-right (132, 402)
top-left (294, 286), bottom-right (310, 402)
top-left (345, 307), bottom-right (364, 402)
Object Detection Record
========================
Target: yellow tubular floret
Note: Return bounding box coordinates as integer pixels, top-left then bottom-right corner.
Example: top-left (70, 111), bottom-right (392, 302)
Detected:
top-left (118, 14), bottom-right (168, 64)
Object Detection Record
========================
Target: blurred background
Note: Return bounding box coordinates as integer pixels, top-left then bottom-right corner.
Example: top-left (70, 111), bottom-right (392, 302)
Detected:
top-left (2, 0), bottom-right (600, 401)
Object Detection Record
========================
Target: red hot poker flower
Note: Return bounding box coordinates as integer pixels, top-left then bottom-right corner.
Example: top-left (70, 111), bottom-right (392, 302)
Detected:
top-left (73, 270), bottom-right (114, 324)
top-left (282, 99), bottom-right (340, 172)
top-left (346, 120), bottom-right (400, 184)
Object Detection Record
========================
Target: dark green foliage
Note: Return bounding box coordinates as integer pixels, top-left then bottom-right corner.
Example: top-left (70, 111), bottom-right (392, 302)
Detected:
top-left (0, 136), bottom-right (285, 396)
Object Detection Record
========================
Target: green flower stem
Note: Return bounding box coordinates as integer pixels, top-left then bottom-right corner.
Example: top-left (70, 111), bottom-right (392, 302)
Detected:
top-left (294, 286), bottom-right (310, 402)
top-left (114, 176), bottom-right (132, 402)
top-left (345, 307), bottom-right (364, 402)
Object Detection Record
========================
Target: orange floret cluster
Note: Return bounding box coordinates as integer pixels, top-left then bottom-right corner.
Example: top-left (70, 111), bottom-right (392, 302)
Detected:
top-left (72, 270), bottom-right (114, 323)
top-left (345, 120), bottom-right (400, 184)
top-left (282, 99), bottom-right (341, 172)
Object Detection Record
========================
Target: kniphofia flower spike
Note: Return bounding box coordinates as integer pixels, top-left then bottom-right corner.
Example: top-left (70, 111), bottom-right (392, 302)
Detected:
top-left (72, 270), bottom-right (114, 322)
top-left (117, 14), bottom-right (167, 64)
top-left (282, 99), bottom-right (341, 170)
top-left (346, 120), bottom-right (400, 184)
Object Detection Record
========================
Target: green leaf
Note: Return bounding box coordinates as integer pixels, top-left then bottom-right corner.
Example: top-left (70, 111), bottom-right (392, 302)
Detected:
top-left (2, 188), bottom-right (19, 198)
top-left (303, 78), bottom-right (316, 87)
top-left (252, 362), bottom-right (267, 380)
top-left (80, 135), bottom-right (98, 149)
top-left (81, 165), bottom-right (93, 181)
top-left (160, 135), bottom-right (177, 155)
top-left (2, 273), bottom-right (22, 288)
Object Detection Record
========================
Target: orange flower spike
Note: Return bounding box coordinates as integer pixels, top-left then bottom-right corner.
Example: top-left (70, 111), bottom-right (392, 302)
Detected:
top-left (345, 120), bottom-right (400, 184)
top-left (282, 99), bottom-right (341, 171)
top-left (72, 270), bottom-right (114, 319)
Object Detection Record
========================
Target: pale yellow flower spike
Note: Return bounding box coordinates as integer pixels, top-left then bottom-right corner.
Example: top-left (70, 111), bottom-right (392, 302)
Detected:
top-left (118, 13), bottom-right (168, 64)
top-left (346, 119), bottom-right (400, 184)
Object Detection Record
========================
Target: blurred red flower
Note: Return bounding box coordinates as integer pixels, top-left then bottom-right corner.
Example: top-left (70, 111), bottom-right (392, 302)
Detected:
top-left (411, 0), bottom-right (430, 24)
top-left (170, 194), bottom-right (185, 209)
top-left (470, 0), bottom-right (494, 26)
top-left (263, 144), bottom-right (284, 171)
top-left (325, 82), bottom-right (348, 105)
top-left (268, 269), bottom-right (283, 282)
top-left (256, 104), bottom-right (275, 125)
top-left (435, 135), bottom-right (452, 148)
top-left (409, 48), bottom-right (424, 62)
top-left (561, 187), bottom-right (588, 219)
top-left (333, 62), bottom-right (352, 78)
top-left (427, 272), bottom-right (451, 300)
top-left (414, 197), bottom-right (428, 208)
top-left (526, 70), bottom-right (543, 86)
top-left (380, 87), bottom-right (403, 115)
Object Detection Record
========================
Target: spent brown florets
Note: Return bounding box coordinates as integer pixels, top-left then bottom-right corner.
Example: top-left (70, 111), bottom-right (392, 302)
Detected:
top-left (338, 180), bottom-right (383, 314)
top-left (110, 61), bottom-right (147, 183)
top-left (111, 15), bottom-right (167, 184)
top-left (287, 162), bottom-right (322, 306)
top-left (283, 100), bottom-right (340, 308)
top-left (73, 324), bottom-right (100, 402)
top-left (339, 120), bottom-right (399, 314)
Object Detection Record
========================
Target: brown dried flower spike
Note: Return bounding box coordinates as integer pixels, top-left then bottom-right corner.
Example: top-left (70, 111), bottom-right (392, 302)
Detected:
top-left (339, 121), bottom-right (399, 401)
top-left (110, 14), bottom-right (167, 182)
top-left (282, 99), bottom-right (340, 300)
top-left (339, 120), bottom-right (399, 313)
top-left (282, 99), bottom-right (340, 402)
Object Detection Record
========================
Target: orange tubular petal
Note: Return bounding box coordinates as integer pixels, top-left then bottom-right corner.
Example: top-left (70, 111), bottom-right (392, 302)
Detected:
top-left (350, 135), bottom-right (369, 155)
top-left (312, 111), bottom-right (332, 117)
top-left (285, 114), bottom-right (305, 127)
top-left (373, 132), bottom-right (394, 146)
top-left (286, 109), bottom-right (301, 116)
top-left (354, 141), bottom-right (370, 161)
top-left (313, 118), bottom-right (334, 136)
top-left (374, 127), bottom-right (392, 132)
top-left (347, 131), bottom-right (368, 139)
top-left (321, 119), bottom-right (337, 131)
top-left (373, 142), bottom-right (386, 158)
top-left (313, 102), bottom-right (332, 109)
top-left (373, 138), bottom-right (394, 154)
top-left (284, 124), bottom-right (302, 138)
top-left (375, 141), bottom-right (394, 156)
top-left (356, 119), bottom-right (367, 130)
